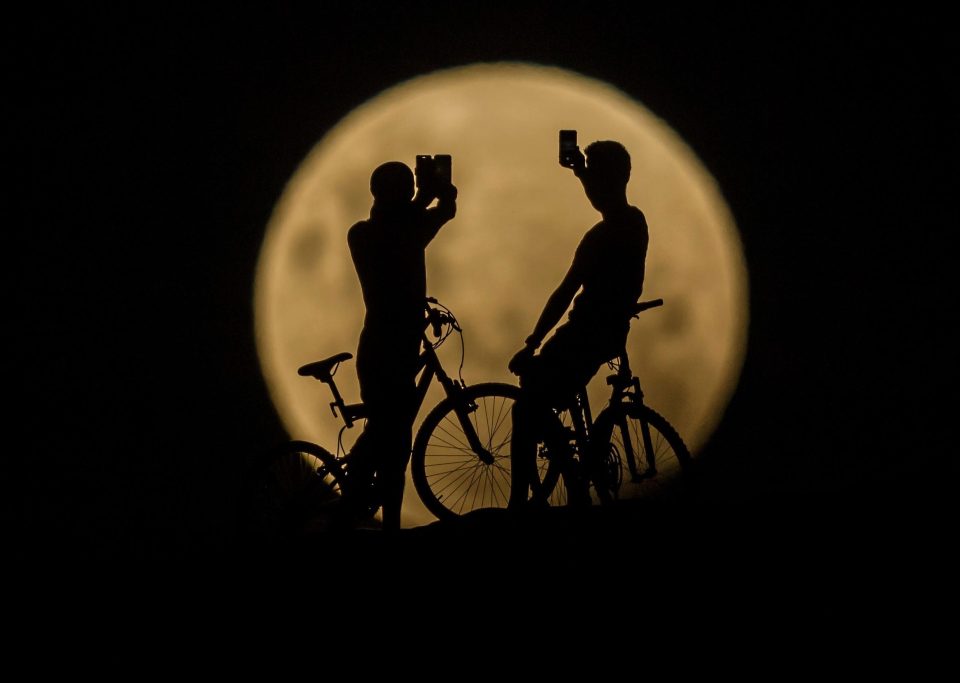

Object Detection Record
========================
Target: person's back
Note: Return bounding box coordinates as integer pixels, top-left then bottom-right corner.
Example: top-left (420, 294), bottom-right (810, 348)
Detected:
top-left (349, 203), bottom-right (434, 339)
top-left (567, 204), bottom-right (648, 332)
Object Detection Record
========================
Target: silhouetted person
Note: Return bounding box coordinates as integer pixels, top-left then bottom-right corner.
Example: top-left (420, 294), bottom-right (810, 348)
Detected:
top-left (507, 139), bottom-right (648, 508)
top-left (348, 160), bottom-right (457, 531)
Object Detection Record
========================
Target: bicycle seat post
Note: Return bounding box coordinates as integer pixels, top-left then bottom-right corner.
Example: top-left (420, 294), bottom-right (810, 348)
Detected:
top-left (298, 353), bottom-right (355, 428)
top-left (326, 378), bottom-right (353, 426)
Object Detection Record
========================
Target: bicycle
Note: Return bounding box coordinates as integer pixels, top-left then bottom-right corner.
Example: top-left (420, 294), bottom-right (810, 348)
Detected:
top-left (415, 297), bottom-right (693, 518)
top-left (240, 297), bottom-right (522, 538)
top-left (519, 298), bottom-right (693, 510)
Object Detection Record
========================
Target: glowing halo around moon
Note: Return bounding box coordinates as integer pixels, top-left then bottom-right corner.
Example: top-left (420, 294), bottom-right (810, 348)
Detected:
top-left (255, 62), bottom-right (748, 527)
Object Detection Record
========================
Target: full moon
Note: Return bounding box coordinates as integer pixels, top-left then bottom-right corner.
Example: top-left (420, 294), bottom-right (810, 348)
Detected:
top-left (255, 63), bottom-right (748, 528)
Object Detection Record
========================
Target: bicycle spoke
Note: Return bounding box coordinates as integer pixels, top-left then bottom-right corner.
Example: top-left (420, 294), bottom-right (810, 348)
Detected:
top-left (412, 384), bottom-right (523, 519)
top-left (452, 462), bottom-right (487, 513)
top-left (427, 459), bottom-right (479, 482)
top-left (482, 396), bottom-right (495, 444)
top-left (439, 469), bottom-right (473, 513)
top-left (489, 464), bottom-right (507, 508)
top-left (425, 438), bottom-right (487, 461)
top-left (424, 444), bottom-right (477, 457)
top-left (470, 467), bottom-right (484, 511)
top-left (424, 457), bottom-right (479, 469)
top-left (427, 395), bottom-right (513, 509)
top-left (490, 465), bottom-right (510, 506)
top-left (489, 395), bottom-right (511, 441)
top-left (448, 464), bottom-right (484, 514)
top-left (428, 458), bottom-right (475, 481)
top-left (463, 464), bottom-right (486, 513)
top-left (490, 414), bottom-right (513, 449)
top-left (431, 459), bottom-right (484, 498)
top-left (489, 429), bottom-right (513, 454)
top-left (434, 417), bottom-right (472, 449)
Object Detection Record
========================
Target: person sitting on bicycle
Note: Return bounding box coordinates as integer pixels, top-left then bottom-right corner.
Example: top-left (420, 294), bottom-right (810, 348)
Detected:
top-left (507, 139), bottom-right (648, 509)
top-left (347, 160), bottom-right (457, 531)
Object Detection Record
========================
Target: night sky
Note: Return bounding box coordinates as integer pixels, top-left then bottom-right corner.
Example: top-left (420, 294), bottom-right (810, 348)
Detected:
top-left (11, 4), bottom-right (953, 587)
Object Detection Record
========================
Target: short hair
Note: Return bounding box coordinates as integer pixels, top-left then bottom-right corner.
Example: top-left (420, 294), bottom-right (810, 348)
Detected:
top-left (585, 141), bottom-right (631, 185)
top-left (370, 161), bottom-right (414, 203)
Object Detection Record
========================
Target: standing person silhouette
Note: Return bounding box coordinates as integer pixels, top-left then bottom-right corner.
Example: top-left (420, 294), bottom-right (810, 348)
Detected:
top-left (347, 159), bottom-right (457, 531)
top-left (507, 138), bottom-right (648, 509)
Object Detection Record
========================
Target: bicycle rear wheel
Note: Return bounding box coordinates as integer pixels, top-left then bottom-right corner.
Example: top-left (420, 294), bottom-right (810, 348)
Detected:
top-left (411, 382), bottom-right (520, 520)
top-left (240, 440), bottom-right (346, 540)
top-left (592, 402), bottom-right (691, 500)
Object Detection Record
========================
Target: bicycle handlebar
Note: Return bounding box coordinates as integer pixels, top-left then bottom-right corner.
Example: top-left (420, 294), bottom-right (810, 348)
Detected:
top-left (428, 307), bottom-right (444, 338)
top-left (424, 298), bottom-right (460, 339)
top-left (630, 298), bottom-right (664, 316)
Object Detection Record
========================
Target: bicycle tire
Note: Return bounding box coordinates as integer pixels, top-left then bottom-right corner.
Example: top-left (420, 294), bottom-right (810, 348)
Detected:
top-left (240, 440), bottom-right (346, 540)
top-left (411, 382), bottom-right (520, 520)
top-left (536, 402), bottom-right (691, 505)
top-left (592, 402), bottom-right (692, 501)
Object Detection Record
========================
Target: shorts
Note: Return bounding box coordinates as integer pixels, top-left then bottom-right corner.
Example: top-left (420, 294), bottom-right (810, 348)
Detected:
top-left (520, 318), bottom-right (628, 409)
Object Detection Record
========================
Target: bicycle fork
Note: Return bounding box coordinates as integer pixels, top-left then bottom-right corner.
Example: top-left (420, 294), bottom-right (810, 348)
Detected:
top-left (452, 392), bottom-right (496, 465)
top-left (607, 372), bottom-right (657, 482)
top-left (428, 359), bottom-right (495, 466)
top-left (616, 413), bottom-right (657, 482)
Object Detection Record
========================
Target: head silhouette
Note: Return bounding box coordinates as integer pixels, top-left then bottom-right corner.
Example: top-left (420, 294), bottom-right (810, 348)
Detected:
top-left (370, 161), bottom-right (415, 206)
top-left (582, 141), bottom-right (631, 213)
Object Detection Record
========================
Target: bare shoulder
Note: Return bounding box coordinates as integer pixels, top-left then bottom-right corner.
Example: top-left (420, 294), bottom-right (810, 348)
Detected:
top-left (347, 220), bottom-right (369, 246)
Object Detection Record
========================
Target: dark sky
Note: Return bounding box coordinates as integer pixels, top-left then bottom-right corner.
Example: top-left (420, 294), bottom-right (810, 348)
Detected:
top-left (11, 5), bottom-right (953, 560)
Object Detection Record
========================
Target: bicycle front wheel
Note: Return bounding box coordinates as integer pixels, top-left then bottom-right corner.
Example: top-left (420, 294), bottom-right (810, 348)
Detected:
top-left (592, 402), bottom-right (692, 501)
top-left (240, 440), bottom-right (345, 540)
top-left (411, 382), bottom-right (520, 520)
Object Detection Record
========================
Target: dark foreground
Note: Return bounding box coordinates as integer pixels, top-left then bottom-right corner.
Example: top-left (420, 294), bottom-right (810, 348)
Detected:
top-left (15, 487), bottom-right (955, 629)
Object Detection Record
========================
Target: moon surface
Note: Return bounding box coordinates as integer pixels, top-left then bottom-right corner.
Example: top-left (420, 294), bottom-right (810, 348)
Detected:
top-left (255, 63), bottom-right (748, 527)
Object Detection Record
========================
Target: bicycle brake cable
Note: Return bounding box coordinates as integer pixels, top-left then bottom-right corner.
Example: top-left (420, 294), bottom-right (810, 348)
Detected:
top-left (445, 303), bottom-right (467, 384)
top-left (431, 301), bottom-right (456, 349)
top-left (431, 301), bottom-right (467, 384)
top-left (457, 323), bottom-right (466, 385)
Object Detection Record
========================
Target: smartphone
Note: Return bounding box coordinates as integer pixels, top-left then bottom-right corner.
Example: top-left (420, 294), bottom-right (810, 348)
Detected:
top-left (415, 154), bottom-right (433, 182)
top-left (559, 129), bottom-right (578, 167)
top-left (434, 154), bottom-right (452, 184)
top-left (415, 154), bottom-right (452, 187)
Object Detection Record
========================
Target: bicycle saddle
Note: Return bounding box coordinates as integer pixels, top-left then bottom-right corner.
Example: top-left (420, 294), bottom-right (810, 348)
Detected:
top-left (298, 352), bottom-right (353, 381)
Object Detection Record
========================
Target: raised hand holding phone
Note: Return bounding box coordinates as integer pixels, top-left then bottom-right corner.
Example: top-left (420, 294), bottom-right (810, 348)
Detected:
top-left (559, 129), bottom-right (582, 169)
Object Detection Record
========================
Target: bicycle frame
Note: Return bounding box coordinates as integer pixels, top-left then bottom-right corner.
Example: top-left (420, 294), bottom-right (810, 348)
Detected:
top-left (318, 299), bottom-right (495, 466)
top-left (412, 327), bottom-right (495, 464)
top-left (410, 297), bottom-right (684, 518)
top-left (557, 349), bottom-right (659, 494)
